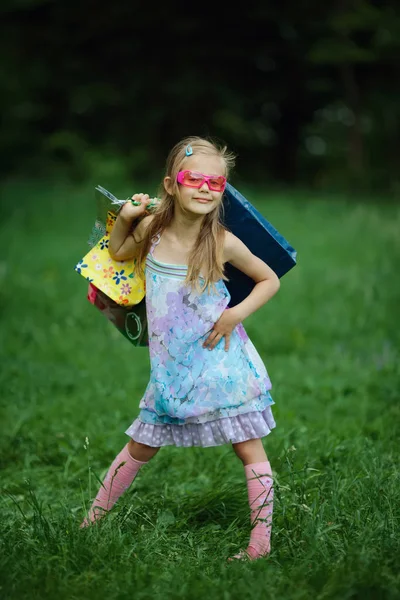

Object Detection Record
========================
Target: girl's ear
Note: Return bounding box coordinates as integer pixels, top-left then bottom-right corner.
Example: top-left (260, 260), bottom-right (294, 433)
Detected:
top-left (164, 176), bottom-right (174, 196)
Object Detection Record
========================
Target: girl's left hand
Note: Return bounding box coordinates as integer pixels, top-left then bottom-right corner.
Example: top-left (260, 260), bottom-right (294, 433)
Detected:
top-left (202, 308), bottom-right (242, 352)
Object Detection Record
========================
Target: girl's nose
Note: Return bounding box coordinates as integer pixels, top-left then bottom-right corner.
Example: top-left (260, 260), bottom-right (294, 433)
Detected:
top-left (199, 181), bottom-right (210, 192)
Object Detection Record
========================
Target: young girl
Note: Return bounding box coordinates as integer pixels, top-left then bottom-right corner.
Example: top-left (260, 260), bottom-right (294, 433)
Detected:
top-left (81, 136), bottom-right (281, 562)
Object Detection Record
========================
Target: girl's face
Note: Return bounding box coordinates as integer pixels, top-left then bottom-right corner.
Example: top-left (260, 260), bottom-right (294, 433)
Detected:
top-left (165, 154), bottom-right (226, 217)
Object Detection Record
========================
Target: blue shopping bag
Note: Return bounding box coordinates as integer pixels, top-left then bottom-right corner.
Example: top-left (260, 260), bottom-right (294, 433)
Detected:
top-left (222, 183), bottom-right (297, 307)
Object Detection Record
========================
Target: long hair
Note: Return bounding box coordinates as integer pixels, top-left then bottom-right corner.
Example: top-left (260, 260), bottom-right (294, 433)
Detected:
top-left (133, 136), bottom-right (236, 293)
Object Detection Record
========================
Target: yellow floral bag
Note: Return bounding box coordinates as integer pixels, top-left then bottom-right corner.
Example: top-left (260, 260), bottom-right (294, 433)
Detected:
top-left (74, 210), bottom-right (146, 307)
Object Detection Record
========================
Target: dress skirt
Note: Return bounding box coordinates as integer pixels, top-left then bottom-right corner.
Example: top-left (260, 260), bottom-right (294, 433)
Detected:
top-left (125, 404), bottom-right (276, 448)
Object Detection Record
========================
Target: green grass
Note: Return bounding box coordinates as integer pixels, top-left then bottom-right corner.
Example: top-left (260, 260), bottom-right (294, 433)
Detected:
top-left (1, 178), bottom-right (399, 600)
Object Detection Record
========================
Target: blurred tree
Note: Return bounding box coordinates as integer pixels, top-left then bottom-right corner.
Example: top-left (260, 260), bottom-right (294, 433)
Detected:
top-left (307, 0), bottom-right (400, 186)
top-left (0, 0), bottom-right (398, 192)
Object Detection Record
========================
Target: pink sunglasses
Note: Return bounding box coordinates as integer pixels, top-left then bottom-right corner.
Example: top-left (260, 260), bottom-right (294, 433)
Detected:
top-left (177, 170), bottom-right (227, 192)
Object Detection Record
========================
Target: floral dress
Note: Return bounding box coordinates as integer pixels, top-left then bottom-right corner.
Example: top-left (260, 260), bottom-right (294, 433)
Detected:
top-left (125, 233), bottom-right (276, 447)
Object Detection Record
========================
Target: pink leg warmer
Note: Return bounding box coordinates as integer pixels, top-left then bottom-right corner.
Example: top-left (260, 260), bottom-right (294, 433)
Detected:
top-left (230, 460), bottom-right (274, 561)
top-left (80, 443), bottom-right (148, 527)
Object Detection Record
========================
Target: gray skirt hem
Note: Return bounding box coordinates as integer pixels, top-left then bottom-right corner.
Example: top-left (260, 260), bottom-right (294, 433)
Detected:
top-left (125, 406), bottom-right (276, 448)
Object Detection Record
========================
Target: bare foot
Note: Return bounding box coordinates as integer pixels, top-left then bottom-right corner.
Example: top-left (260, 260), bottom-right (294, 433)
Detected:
top-left (227, 549), bottom-right (251, 562)
top-left (79, 508), bottom-right (107, 529)
top-left (227, 547), bottom-right (270, 562)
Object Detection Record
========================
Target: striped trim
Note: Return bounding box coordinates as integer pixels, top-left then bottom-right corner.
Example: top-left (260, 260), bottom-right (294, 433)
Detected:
top-left (146, 253), bottom-right (205, 281)
top-left (147, 253), bottom-right (187, 271)
top-left (146, 254), bottom-right (188, 280)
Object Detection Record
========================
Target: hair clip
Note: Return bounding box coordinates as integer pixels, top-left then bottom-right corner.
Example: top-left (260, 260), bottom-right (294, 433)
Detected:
top-left (185, 144), bottom-right (193, 156)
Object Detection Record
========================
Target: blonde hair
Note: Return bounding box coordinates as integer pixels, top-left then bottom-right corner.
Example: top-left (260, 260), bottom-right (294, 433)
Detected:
top-left (133, 136), bottom-right (236, 293)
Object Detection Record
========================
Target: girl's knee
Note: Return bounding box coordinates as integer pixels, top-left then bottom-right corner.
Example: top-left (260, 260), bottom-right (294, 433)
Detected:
top-left (128, 439), bottom-right (161, 462)
top-left (232, 439), bottom-right (252, 462)
top-left (232, 438), bottom-right (267, 464)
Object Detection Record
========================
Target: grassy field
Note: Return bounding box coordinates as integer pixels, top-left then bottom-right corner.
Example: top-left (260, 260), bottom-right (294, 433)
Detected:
top-left (1, 178), bottom-right (399, 600)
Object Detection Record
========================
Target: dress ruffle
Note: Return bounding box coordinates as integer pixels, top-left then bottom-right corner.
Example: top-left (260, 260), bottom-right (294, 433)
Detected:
top-left (125, 406), bottom-right (276, 448)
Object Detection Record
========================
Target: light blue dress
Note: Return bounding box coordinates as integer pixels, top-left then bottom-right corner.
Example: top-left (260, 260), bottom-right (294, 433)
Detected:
top-left (125, 233), bottom-right (276, 447)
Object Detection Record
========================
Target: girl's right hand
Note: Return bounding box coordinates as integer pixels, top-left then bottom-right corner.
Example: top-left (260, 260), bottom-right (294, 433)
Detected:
top-left (119, 193), bottom-right (154, 221)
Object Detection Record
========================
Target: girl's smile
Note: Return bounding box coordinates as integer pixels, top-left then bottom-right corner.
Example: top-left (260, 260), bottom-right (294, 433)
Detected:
top-left (194, 197), bottom-right (213, 204)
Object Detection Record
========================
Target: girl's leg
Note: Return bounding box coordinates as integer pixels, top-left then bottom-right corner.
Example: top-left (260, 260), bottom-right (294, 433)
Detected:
top-left (80, 440), bottom-right (160, 527)
top-left (229, 438), bottom-right (274, 561)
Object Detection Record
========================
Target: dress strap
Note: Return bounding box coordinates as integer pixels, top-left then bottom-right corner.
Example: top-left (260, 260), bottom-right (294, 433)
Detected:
top-left (149, 232), bottom-right (161, 256)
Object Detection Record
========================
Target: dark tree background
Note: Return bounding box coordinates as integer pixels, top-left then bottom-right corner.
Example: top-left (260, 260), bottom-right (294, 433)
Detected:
top-left (1, 0), bottom-right (399, 193)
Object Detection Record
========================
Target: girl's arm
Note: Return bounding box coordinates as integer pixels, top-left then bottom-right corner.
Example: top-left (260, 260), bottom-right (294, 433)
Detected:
top-left (223, 231), bottom-right (280, 321)
top-left (203, 231), bottom-right (281, 351)
top-left (109, 194), bottom-right (154, 261)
